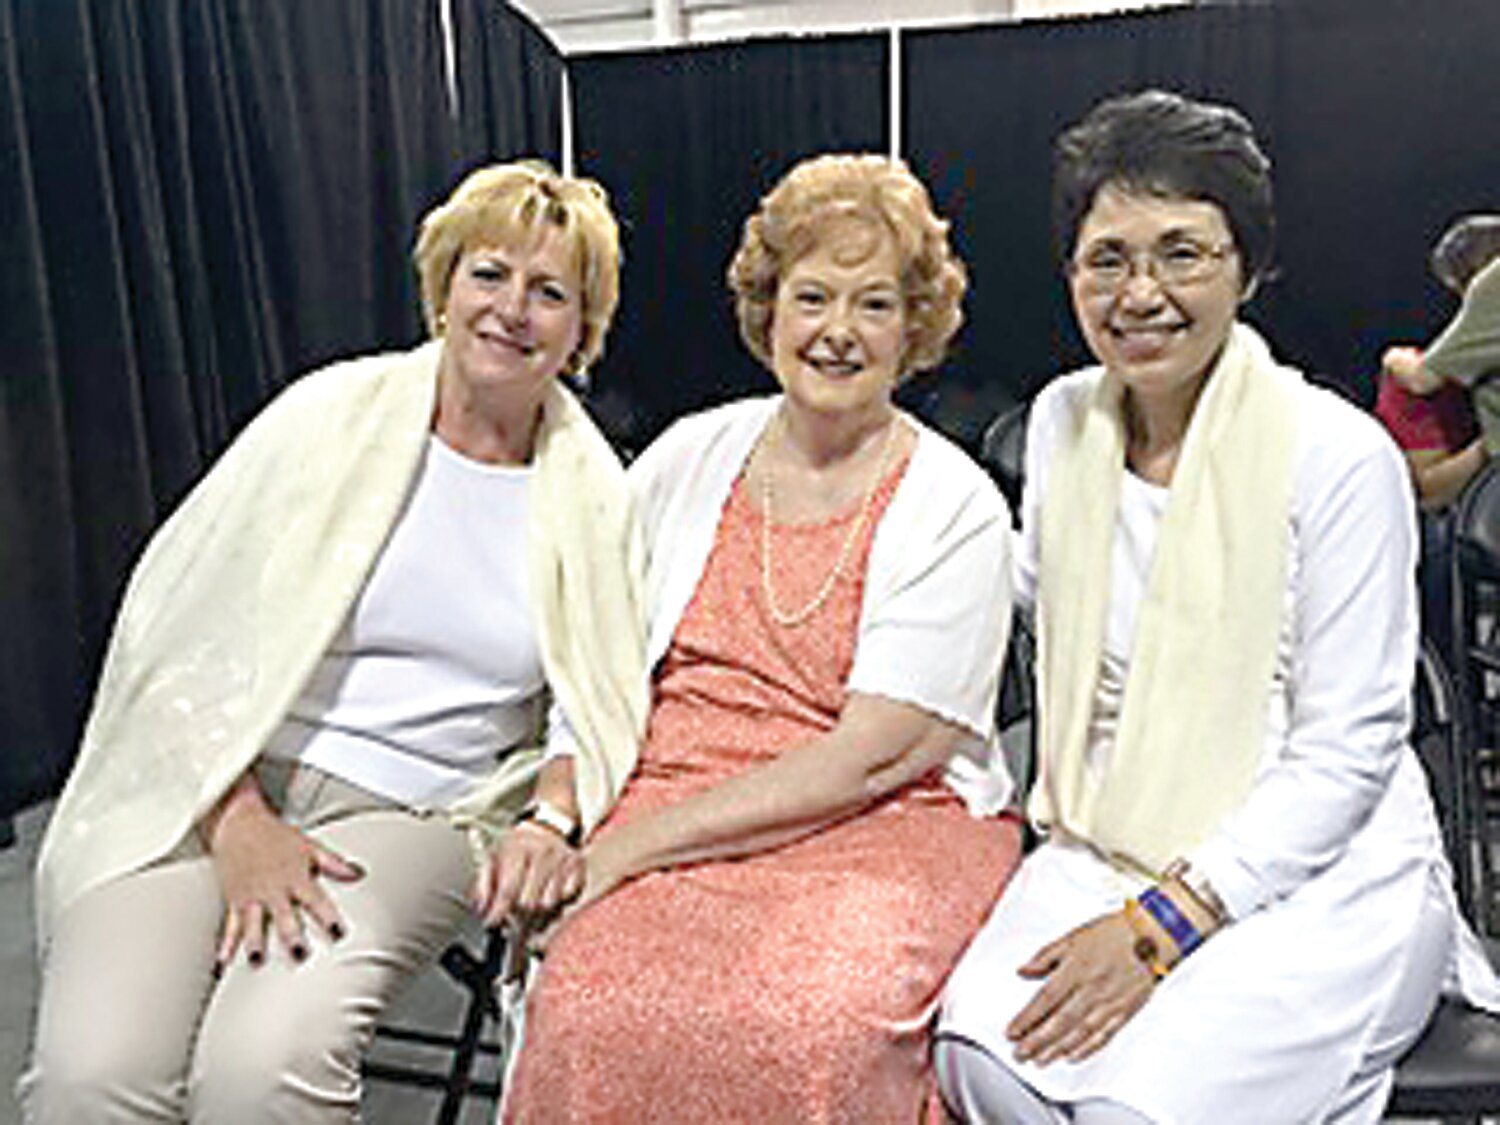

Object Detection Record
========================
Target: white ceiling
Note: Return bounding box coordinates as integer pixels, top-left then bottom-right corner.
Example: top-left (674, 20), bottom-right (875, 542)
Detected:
top-left (509, 0), bottom-right (1187, 54)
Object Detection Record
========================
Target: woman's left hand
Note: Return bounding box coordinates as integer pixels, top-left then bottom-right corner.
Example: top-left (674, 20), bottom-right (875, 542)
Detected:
top-left (527, 833), bottom-right (639, 953)
top-left (1005, 911), bottom-right (1155, 1066)
top-left (471, 823), bottom-right (585, 927)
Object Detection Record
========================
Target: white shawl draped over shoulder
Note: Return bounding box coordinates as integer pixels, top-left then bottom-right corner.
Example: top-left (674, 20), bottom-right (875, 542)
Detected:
top-left (1032, 324), bottom-right (1299, 875)
top-left (36, 342), bottom-right (646, 946)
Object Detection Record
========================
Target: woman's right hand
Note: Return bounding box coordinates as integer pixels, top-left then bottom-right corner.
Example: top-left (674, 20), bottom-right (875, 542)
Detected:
top-left (201, 776), bottom-right (364, 969)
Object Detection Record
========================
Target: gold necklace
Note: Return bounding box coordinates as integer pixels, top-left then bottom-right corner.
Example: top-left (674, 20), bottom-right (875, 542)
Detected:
top-left (759, 413), bottom-right (900, 628)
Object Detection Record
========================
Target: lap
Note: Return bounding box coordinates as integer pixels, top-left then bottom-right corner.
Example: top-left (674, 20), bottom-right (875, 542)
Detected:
top-left (509, 799), bottom-right (1018, 1121)
top-left (197, 804), bottom-right (477, 1041)
top-left (940, 840), bottom-right (1449, 1125)
top-left (547, 797), bottom-right (1016, 1016)
top-left (26, 769), bottom-right (478, 1119)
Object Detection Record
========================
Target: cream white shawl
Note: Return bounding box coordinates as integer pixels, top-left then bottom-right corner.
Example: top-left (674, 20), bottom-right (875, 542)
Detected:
top-left (1031, 323), bottom-right (1300, 875)
top-left (35, 342), bottom-right (647, 945)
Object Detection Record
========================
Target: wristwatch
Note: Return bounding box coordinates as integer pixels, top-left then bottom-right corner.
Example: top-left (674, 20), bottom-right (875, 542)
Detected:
top-left (514, 799), bottom-right (581, 846)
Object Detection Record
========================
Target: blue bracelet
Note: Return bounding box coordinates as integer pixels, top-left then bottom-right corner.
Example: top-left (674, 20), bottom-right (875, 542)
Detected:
top-left (1137, 886), bottom-right (1203, 957)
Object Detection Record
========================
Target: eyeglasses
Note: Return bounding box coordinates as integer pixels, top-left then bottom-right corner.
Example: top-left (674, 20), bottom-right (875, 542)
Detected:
top-left (1070, 238), bottom-right (1237, 291)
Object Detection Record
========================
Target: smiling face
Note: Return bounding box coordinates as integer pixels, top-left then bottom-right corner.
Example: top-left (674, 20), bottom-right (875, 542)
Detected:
top-left (1069, 183), bottom-right (1244, 418)
top-left (769, 217), bottom-right (906, 424)
top-left (440, 228), bottom-right (583, 404)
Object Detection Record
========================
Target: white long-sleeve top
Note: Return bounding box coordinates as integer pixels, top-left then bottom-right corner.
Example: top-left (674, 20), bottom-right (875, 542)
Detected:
top-left (1019, 368), bottom-right (1435, 918)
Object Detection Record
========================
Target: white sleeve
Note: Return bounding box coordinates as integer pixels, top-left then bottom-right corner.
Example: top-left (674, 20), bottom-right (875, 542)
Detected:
top-left (543, 700), bottom-right (577, 760)
top-left (847, 444), bottom-right (1014, 742)
top-left (1191, 403), bottom-right (1420, 918)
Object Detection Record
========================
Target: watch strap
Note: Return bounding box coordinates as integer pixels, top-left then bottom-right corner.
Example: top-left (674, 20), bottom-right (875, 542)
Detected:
top-left (514, 799), bottom-right (581, 846)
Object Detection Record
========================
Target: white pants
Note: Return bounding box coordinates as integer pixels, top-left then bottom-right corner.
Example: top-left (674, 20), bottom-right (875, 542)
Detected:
top-left (21, 762), bottom-right (478, 1124)
top-left (936, 1035), bottom-right (1154, 1124)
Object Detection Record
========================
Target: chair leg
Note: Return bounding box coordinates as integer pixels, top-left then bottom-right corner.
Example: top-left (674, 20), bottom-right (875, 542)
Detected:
top-left (434, 928), bottom-right (507, 1125)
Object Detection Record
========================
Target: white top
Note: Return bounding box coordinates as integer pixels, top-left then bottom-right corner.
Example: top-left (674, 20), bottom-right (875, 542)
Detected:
top-left (941, 369), bottom-right (1499, 1122)
top-left (36, 345), bottom-right (645, 947)
top-left (1016, 370), bottom-right (1433, 919)
top-left (626, 396), bottom-right (1017, 814)
top-left (265, 436), bottom-right (544, 807)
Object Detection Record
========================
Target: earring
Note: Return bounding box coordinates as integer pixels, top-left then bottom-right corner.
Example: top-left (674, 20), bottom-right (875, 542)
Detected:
top-left (434, 312), bottom-right (448, 336)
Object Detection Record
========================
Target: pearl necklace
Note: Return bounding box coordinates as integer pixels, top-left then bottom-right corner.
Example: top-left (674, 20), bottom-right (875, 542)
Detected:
top-left (759, 413), bottom-right (900, 628)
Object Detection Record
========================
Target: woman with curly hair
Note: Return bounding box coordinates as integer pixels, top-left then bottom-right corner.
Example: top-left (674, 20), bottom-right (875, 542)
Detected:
top-left (504, 154), bottom-right (1022, 1122)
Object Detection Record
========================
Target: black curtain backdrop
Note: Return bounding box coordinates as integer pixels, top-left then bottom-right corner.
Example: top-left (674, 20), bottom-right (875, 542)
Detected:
top-left (453, 0), bottom-right (564, 166)
top-left (904, 0), bottom-right (1500, 422)
top-left (1, 0), bottom-right (563, 814)
top-left (570, 35), bottom-right (888, 448)
top-left (10, 0), bottom-right (1500, 815)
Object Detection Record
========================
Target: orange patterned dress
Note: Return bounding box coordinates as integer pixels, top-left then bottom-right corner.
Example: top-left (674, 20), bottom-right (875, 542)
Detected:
top-left (504, 454), bottom-right (1021, 1124)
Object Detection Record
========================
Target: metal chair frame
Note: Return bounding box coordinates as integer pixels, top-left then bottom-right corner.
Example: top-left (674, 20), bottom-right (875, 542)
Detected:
top-left (1448, 457), bottom-right (1500, 933)
top-left (1386, 636), bottom-right (1500, 1121)
top-left (978, 398), bottom-right (1031, 528)
top-left (363, 927), bottom-right (508, 1124)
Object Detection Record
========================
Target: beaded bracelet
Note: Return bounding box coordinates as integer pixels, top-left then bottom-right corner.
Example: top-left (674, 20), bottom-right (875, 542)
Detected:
top-left (1122, 898), bottom-right (1172, 980)
top-left (1137, 886), bottom-right (1203, 958)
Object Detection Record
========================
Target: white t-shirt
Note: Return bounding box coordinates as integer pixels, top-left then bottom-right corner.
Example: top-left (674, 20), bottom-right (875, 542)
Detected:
top-left (264, 435), bottom-right (543, 807)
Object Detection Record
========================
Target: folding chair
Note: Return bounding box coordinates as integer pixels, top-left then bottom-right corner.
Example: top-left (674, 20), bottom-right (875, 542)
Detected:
top-left (1387, 636), bottom-right (1500, 1120)
top-left (364, 927), bottom-right (508, 1124)
top-left (1449, 457), bottom-right (1500, 932)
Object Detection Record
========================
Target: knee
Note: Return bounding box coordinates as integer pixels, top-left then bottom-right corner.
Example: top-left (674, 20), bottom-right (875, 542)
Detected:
top-left (189, 1002), bottom-right (362, 1121)
top-left (935, 1034), bottom-right (1052, 1125)
top-left (21, 1031), bottom-right (185, 1123)
top-left (933, 1036), bottom-right (972, 1121)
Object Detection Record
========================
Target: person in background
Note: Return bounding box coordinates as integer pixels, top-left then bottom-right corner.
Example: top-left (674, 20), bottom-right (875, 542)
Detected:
top-left (503, 153), bottom-right (1021, 1123)
top-left (937, 89), bottom-right (1500, 1124)
top-left (1376, 215), bottom-right (1500, 654)
top-left (1378, 214), bottom-right (1500, 507)
top-left (22, 160), bottom-right (646, 1123)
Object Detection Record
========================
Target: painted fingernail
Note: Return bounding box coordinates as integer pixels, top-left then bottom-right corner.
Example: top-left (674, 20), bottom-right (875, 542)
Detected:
top-left (329, 923), bottom-right (345, 942)
top-left (211, 961), bottom-right (224, 981)
top-left (348, 862), bottom-right (367, 879)
top-left (291, 943), bottom-right (308, 962)
top-left (248, 950), bottom-right (264, 967)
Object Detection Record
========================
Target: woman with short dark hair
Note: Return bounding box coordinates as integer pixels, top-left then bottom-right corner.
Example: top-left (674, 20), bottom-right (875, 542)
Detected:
top-left (937, 89), bottom-right (1500, 1124)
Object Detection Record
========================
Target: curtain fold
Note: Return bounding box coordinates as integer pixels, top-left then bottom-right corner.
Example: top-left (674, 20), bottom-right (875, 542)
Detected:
top-left (452, 0), bottom-right (564, 169)
top-left (1, 0), bottom-right (563, 813)
top-left (1, 0), bottom-right (80, 813)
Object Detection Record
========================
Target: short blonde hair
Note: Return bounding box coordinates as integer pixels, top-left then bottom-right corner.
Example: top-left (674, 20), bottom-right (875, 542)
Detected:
top-left (413, 160), bottom-right (620, 375)
top-left (727, 154), bottom-right (967, 380)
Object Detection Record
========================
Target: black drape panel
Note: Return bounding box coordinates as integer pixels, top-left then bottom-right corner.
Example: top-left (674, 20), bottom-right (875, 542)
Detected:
top-left (452, 0), bottom-right (564, 168)
top-left (1, 0), bottom-right (78, 815)
top-left (2, 0), bottom-right (562, 812)
top-left (906, 0), bottom-right (1500, 418)
top-left (571, 36), bottom-right (888, 447)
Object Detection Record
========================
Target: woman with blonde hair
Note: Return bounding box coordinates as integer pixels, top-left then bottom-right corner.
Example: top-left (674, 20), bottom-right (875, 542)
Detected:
top-left (23, 160), bottom-right (646, 1122)
top-left (504, 153), bottom-right (1021, 1122)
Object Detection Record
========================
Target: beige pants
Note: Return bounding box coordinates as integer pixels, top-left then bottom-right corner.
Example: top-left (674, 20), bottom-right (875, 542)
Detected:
top-left (22, 763), bottom-right (479, 1124)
